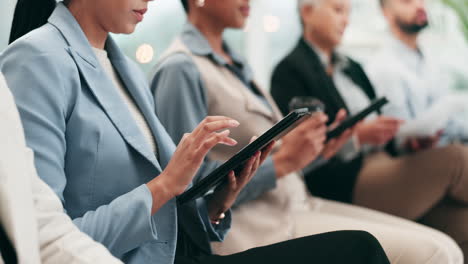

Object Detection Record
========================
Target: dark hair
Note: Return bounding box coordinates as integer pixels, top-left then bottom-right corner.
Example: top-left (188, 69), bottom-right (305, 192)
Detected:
top-left (379, 0), bottom-right (387, 7)
top-left (9, 0), bottom-right (56, 44)
top-left (181, 0), bottom-right (189, 13)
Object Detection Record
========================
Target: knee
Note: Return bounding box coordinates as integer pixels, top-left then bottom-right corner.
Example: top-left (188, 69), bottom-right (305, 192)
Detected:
top-left (350, 231), bottom-right (382, 249)
top-left (440, 144), bottom-right (467, 163)
top-left (422, 237), bottom-right (463, 264)
top-left (404, 234), bottom-right (463, 264)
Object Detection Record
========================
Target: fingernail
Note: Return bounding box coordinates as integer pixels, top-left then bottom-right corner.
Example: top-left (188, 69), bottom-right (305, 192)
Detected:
top-left (230, 120), bottom-right (240, 127)
top-left (223, 140), bottom-right (238, 146)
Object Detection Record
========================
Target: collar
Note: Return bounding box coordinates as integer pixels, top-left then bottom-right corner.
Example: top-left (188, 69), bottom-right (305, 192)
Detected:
top-left (47, 3), bottom-right (126, 68)
top-left (388, 34), bottom-right (424, 57)
top-left (302, 37), bottom-right (349, 70)
top-left (387, 34), bottom-right (425, 71)
top-left (180, 22), bottom-right (245, 67)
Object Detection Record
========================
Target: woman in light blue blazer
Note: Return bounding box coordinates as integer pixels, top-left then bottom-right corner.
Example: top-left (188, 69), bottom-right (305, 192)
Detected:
top-left (0, 0), bottom-right (389, 264)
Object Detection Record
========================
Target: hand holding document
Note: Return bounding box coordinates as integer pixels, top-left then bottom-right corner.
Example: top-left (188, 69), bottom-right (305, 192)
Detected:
top-left (398, 94), bottom-right (468, 138)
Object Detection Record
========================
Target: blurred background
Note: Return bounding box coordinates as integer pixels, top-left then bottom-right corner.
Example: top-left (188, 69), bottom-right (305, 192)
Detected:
top-left (1, 0), bottom-right (467, 91)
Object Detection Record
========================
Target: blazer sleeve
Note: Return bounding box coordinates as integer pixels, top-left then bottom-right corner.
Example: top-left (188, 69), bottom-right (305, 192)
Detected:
top-left (151, 53), bottom-right (277, 206)
top-left (28, 149), bottom-right (122, 264)
top-left (1, 41), bottom-right (158, 257)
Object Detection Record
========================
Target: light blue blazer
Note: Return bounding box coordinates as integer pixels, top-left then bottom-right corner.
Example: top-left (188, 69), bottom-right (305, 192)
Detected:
top-left (0, 3), bottom-right (230, 264)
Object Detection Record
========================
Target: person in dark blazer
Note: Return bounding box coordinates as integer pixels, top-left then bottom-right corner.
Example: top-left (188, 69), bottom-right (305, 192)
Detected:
top-left (271, 0), bottom-right (468, 259)
top-left (272, 37), bottom-right (373, 204)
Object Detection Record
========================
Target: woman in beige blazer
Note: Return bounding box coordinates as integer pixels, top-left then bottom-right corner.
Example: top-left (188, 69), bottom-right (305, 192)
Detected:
top-left (150, 0), bottom-right (463, 263)
top-left (0, 72), bottom-right (122, 264)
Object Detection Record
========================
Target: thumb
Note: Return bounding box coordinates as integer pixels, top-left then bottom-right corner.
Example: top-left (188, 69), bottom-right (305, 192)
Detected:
top-left (330, 109), bottom-right (347, 130)
top-left (249, 135), bottom-right (258, 144)
top-left (335, 109), bottom-right (347, 123)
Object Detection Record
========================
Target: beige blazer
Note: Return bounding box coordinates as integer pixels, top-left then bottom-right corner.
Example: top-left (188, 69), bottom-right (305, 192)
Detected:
top-left (161, 39), bottom-right (315, 254)
top-left (0, 73), bottom-right (121, 264)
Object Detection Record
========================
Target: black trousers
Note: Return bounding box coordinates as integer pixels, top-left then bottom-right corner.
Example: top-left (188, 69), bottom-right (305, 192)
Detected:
top-left (175, 231), bottom-right (390, 264)
top-left (0, 221), bottom-right (17, 264)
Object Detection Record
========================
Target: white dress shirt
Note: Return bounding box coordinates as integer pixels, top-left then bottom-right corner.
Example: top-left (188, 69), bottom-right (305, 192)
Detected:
top-left (306, 42), bottom-right (377, 160)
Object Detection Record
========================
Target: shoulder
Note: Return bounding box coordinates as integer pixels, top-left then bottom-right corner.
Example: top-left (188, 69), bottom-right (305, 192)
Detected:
top-left (150, 52), bottom-right (201, 89)
top-left (273, 42), bottom-right (312, 79)
top-left (272, 54), bottom-right (298, 82)
top-left (1, 24), bottom-right (78, 78)
top-left (365, 47), bottom-right (401, 77)
top-left (158, 52), bottom-right (198, 75)
top-left (277, 46), bottom-right (302, 69)
top-left (0, 24), bottom-right (81, 115)
top-left (3, 23), bottom-right (72, 62)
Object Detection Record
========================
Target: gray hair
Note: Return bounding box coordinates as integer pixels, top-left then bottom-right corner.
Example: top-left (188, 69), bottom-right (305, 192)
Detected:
top-left (298, 0), bottom-right (321, 8)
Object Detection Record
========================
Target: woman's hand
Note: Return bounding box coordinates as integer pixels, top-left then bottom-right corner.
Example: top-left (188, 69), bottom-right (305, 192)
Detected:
top-left (207, 139), bottom-right (275, 224)
top-left (272, 113), bottom-right (328, 178)
top-left (147, 116), bottom-right (240, 214)
top-left (356, 116), bottom-right (404, 146)
top-left (321, 109), bottom-right (355, 159)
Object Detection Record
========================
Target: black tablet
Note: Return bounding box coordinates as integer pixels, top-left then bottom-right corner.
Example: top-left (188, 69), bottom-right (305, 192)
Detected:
top-left (177, 108), bottom-right (312, 204)
top-left (326, 97), bottom-right (389, 139)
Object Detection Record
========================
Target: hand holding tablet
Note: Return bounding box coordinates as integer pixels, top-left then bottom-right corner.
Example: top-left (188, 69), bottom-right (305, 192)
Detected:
top-left (178, 98), bottom-right (388, 204)
top-left (178, 108), bottom-right (312, 204)
top-left (326, 97), bottom-right (389, 140)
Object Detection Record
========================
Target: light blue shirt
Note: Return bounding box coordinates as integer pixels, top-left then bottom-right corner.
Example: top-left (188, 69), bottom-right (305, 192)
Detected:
top-left (366, 36), bottom-right (468, 146)
top-left (0, 4), bottom-right (230, 264)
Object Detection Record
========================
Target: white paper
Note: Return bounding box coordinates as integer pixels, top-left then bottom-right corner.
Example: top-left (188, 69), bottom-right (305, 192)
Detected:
top-left (398, 94), bottom-right (468, 138)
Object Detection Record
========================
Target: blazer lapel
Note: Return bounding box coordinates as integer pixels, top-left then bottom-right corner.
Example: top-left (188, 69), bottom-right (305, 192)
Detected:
top-left (343, 61), bottom-right (377, 100)
top-left (49, 4), bottom-right (162, 172)
top-left (107, 38), bottom-right (177, 169)
top-left (297, 39), bottom-right (350, 118)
